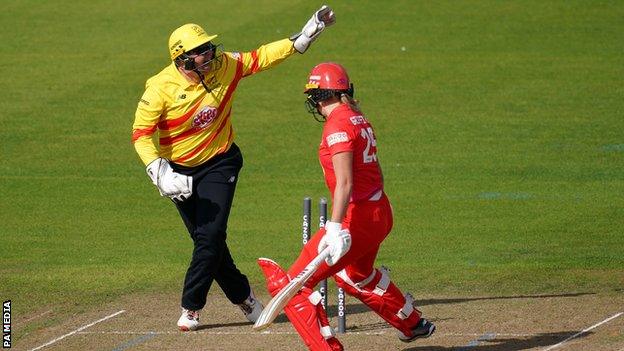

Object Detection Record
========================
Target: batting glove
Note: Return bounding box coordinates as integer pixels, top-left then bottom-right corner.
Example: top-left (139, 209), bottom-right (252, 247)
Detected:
top-left (291, 5), bottom-right (336, 54)
top-left (146, 158), bottom-right (193, 202)
top-left (318, 221), bottom-right (351, 266)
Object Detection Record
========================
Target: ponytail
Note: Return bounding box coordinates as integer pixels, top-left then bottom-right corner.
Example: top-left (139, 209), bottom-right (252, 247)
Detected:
top-left (340, 93), bottom-right (361, 113)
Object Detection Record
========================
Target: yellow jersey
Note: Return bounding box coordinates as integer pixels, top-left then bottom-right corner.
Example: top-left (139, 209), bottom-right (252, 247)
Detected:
top-left (132, 38), bottom-right (296, 167)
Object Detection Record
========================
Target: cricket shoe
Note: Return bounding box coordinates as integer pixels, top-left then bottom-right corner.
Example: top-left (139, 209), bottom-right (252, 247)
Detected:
top-left (177, 308), bottom-right (200, 331)
top-left (238, 290), bottom-right (264, 323)
top-left (398, 318), bottom-right (436, 342)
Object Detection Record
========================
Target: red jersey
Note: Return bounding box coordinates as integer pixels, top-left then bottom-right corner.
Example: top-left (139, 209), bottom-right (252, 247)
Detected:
top-left (319, 104), bottom-right (383, 202)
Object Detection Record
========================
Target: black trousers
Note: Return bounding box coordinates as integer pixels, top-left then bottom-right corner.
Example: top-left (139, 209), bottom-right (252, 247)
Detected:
top-left (171, 143), bottom-right (250, 310)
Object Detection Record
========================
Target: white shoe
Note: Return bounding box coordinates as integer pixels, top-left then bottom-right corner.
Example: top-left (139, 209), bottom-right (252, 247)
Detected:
top-left (177, 308), bottom-right (200, 331)
top-left (238, 290), bottom-right (264, 323)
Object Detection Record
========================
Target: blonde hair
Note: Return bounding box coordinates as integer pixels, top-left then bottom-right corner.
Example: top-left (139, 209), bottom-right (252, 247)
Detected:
top-left (340, 93), bottom-right (361, 113)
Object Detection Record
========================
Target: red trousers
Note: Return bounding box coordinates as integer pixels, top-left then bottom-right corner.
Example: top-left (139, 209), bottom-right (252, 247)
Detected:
top-left (287, 193), bottom-right (393, 286)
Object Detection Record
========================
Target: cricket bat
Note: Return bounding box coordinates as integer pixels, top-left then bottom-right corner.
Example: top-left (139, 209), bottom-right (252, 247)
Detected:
top-left (253, 247), bottom-right (331, 330)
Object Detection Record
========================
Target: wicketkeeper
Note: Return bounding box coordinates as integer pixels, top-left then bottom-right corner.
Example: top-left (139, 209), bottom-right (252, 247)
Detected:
top-left (131, 6), bottom-right (336, 331)
top-left (258, 63), bottom-right (436, 350)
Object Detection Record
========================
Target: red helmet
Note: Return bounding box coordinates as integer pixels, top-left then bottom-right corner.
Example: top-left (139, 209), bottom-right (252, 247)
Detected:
top-left (304, 62), bottom-right (351, 92)
top-left (304, 63), bottom-right (355, 121)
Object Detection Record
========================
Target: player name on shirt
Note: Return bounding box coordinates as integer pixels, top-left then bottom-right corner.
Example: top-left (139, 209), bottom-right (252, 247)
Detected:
top-left (349, 115), bottom-right (366, 125)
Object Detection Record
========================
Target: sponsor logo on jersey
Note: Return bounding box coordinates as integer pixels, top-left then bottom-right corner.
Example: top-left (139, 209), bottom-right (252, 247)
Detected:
top-left (326, 132), bottom-right (349, 146)
top-left (140, 99), bottom-right (150, 106)
top-left (178, 94), bottom-right (186, 100)
top-left (230, 52), bottom-right (241, 60)
top-left (192, 106), bottom-right (218, 129)
top-left (350, 115), bottom-right (366, 125)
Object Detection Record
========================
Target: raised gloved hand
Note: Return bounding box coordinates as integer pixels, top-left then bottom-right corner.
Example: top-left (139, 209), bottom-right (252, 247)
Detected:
top-left (317, 221), bottom-right (351, 266)
top-left (146, 158), bottom-right (193, 202)
top-left (291, 5), bottom-right (336, 54)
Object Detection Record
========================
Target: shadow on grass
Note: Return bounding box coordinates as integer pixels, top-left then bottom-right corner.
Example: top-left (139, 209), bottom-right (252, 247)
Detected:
top-left (401, 331), bottom-right (591, 351)
top-left (327, 292), bottom-right (595, 317)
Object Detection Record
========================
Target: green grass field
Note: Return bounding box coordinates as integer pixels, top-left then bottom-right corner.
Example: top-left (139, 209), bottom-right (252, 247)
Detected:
top-left (1, 0), bottom-right (623, 345)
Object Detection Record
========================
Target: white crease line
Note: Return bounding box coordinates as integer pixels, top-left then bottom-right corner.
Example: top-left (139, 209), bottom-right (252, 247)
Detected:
top-left (458, 332), bottom-right (497, 350)
top-left (15, 310), bottom-right (52, 327)
top-left (27, 310), bottom-right (126, 351)
top-left (77, 330), bottom-right (534, 337)
top-left (78, 330), bottom-right (373, 335)
top-left (111, 332), bottom-right (158, 351)
top-left (543, 312), bottom-right (624, 351)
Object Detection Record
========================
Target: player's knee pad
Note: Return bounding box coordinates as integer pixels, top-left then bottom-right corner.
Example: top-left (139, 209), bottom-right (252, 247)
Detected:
top-left (257, 259), bottom-right (342, 351)
top-left (334, 267), bottom-right (421, 337)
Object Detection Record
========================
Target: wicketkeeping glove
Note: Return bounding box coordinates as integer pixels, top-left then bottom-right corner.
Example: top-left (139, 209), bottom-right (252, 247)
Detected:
top-left (291, 5), bottom-right (336, 54)
top-left (146, 158), bottom-right (193, 202)
top-left (317, 221), bottom-right (351, 266)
